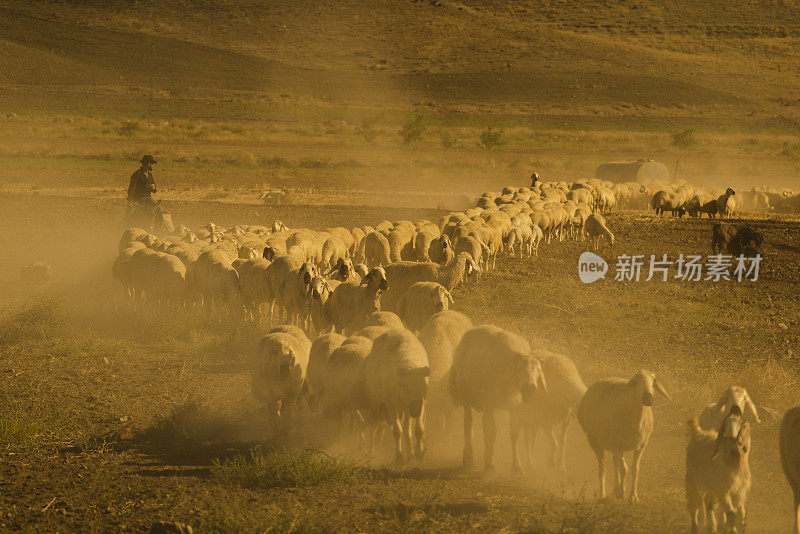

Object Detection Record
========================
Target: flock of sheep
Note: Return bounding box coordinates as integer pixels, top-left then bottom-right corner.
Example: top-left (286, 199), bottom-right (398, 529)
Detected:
top-left (112, 176), bottom-right (800, 533)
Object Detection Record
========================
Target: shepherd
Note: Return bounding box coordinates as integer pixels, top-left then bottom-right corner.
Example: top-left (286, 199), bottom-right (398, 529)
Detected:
top-left (128, 154), bottom-right (158, 207)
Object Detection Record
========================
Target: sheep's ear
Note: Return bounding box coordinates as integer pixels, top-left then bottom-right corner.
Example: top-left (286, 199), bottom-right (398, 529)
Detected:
top-left (537, 368), bottom-right (548, 396)
top-left (654, 379), bottom-right (670, 400)
top-left (744, 393), bottom-right (761, 424)
top-left (444, 289), bottom-right (454, 304)
top-left (360, 271), bottom-right (372, 285)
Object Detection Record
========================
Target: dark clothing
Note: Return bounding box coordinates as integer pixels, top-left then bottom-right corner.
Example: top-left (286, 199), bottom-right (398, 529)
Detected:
top-left (127, 167), bottom-right (156, 203)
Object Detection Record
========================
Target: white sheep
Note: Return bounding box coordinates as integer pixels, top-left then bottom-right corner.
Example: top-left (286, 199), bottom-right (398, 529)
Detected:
top-left (381, 252), bottom-right (479, 312)
top-left (686, 406), bottom-right (751, 533)
top-left (364, 311), bottom-right (405, 329)
top-left (418, 310), bottom-right (474, 434)
top-left (361, 328), bottom-right (430, 464)
top-left (306, 333), bottom-right (346, 411)
top-left (698, 386), bottom-right (760, 431)
top-left (364, 231), bottom-right (391, 267)
top-left (449, 325), bottom-right (547, 471)
top-left (395, 281), bottom-right (453, 332)
top-left (251, 325), bottom-right (312, 435)
top-left (454, 236), bottom-right (488, 276)
top-left (584, 213), bottom-right (614, 250)
top-left (281, 261), bottom-right (319, 328)
top-left (780, 405), bottom-right (800, 534)
top-left (514, 350), bottom-right (586, 472)
top-left (325, 267), bottom-right (388, 333)
top-left (323, 335), bottom-right (374, 444)
top-left (232, 258), bottom-right (273, 321)
top-left (577, 369), bottom-right (670, 502)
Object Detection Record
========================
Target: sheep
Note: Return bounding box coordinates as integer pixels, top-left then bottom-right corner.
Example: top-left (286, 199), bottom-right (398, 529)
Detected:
top-left (232, 258), bottom-right (273, 321)
top-left (503, 225), bottom-right (534, 257)
top-left (354, 263), bottom-right (369, 279)
top-left (20, 261), bottom-right (53, 284)
top-left (711, 223), bottom-right (764, 256)
top-left (717, 188), bottom-right (737, 219)
top-left (387, 226), bottom-right (416, 262)
top-left (326, 257), bottom-right (357, 282)
top-left (251, 325), bottom-right (312, 435)
top-left (650, 190), bottom-right (684, 217)
top-left (698, 386), bottom-right (761, 431)
top-left (780, 405), bottom-right (800, 534)
top-left (686, 406), bottom-right (751, 533)
top-left (320, 236), bottom-right (349, 273)
top-left (355, 325), bottom-right (392, 341)
top-left (325, 267), bottom-right (388, 333)
top-left (449, 325), bottom-right (547, 471)
top-left (584, 213), bottom-right (614, 250)
top-left (413, 225), bottom-right (441, 261)
top-left (364, 231), bottom-right (391, 267)
top-left (113, 249), bottom-right (138, 304)
top-left (418, 310), bottom-right (473, 433)
top-left (395, 282), bottom-right (453, 332)
top-left (577, 369), bottom-right (670, 502)
top-left (327, 227), bottom-right (355, 253)
top-left (264, 247), bottom-right (306, 318)
top-left (360, 328), bottom-right (430, 464)
top-left (191, 250), bottom-right (240, 311)
top-left (428, 235), bottom-right (454, 266)
top-left (151, 253), bottom-right (187, 310)
top-left (455, 236), bottom-right (488, 273)
top-left (515, 350), bottom-right (586, 473)
top-left (281, 261), bottom-right (319, 328)
top-left (323, 336), bottom-right (374, 443)
top-left (381, 252), bottom-right (479, 312)
top-left (364, 311), bottom-right (405, 329)
top-left (306, 333), bottom-right (346, 411)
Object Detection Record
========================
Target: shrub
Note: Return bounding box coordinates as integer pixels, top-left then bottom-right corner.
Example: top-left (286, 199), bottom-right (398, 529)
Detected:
top-left (399, 115), bottom-right (425, 145)
top-left (211, 447), bottom-right (370, 489)
top-left (671, 129), bottom-right (696, 149)
top-left (0, 298), bottom-right (71, 345)
top-left (440, 130), bottom-right (457, 148)
top-left (118, 120), bottom-right (139, 137)
top-left (478, 126), bottom-right (505, 150)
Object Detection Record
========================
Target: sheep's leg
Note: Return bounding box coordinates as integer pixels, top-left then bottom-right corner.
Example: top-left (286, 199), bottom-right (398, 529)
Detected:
top-left (612, 452), bottom-right (627, 499)
top-left (462, 406), bottom-right (474, 468)
top-left (793, 485), bottom-right (800, 534)
top-left (629, 445), bottom-right (645, 503)
top-left (413, 404), bottom-right (425, 459)
top-left (523, 424), bottom-right (535, 470)
top-left (391, 414), bottom-right (404, 466)
top-left (509, 409), bottom-right (522, 472)
top-left (546, 426), bottom-right (558, 469)
top-left (592, 447), bottom-right (606, 499)
top-left (483, 410), bottom-right (497, 472)
top-left (401, 414), bottom-right (413, 463)
top-left (704, 496), bottom-right (717, 533)
top-left (557, 420), bottom-right (570, 473)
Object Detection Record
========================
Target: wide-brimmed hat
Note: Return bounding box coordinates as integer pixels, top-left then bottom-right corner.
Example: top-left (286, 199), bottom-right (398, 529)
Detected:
top-left (140, 155), bottom-right (157, 165)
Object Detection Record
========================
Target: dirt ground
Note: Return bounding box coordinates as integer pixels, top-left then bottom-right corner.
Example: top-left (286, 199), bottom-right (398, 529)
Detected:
top-left (0, 191), bottom-right (798, 532)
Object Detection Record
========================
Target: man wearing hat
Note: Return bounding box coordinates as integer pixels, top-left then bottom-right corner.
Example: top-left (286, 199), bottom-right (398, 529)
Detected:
top-left (530, 171), bottom-right (540, 188)
top-left (127, 155), bottom-right (158, 207)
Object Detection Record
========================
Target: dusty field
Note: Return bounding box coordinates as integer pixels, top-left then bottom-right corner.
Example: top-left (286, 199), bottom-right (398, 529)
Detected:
top-left (0, 192), bottom-right (798, 532)
top-left (2, 1), bottom-right (800, 531)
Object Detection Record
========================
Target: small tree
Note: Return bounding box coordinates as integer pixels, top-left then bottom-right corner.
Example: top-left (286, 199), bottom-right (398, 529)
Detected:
top-left (440, 130), bottom-right (457, 148)
top-left (399, 115), bottom-right (425, 145)
top-left (670, 129), bottom-right (696, 150)
top-left (478, 126), bottom-right (505, 151)
top-left (357, 115), bottom-right (380, 143)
